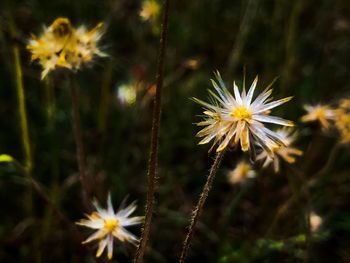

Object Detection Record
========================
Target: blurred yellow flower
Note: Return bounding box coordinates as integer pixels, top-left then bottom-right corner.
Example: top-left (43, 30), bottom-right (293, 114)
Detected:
top-left (227, 161), bottom-right (256, 185)
top-left (117, 83), bottom-right (137, 105)
top-left (184, 58), bottom-right (200, 70)
top-left (301, 104), bottom-right (335, 129)
top-left (257, 128), bottom-right (303, 173)
top-left (194, 71), bottom-right (293, 154)
top-left (77, 194), bottom-right (143, 260)
top-left (27, 17), bottom-right (106, 79)
top-left (335, 99), bottom-right (350, 144)
top-left (140, 0), bottom-right (160, 21)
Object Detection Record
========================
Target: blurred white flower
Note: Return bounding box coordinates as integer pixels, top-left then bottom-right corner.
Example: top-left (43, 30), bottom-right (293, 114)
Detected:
top-left (117, 83), bottom-right (137, 105)
top-left (257, 128), bottom-right (303, 173)
top-left (227, 161), bottom-right (256, 184)
top-left (140, 0), bottom-right (161, 21)
top-left (310, 211), bottom-right (322, 233)
top-left (301, 104), bottom-right (335, 129)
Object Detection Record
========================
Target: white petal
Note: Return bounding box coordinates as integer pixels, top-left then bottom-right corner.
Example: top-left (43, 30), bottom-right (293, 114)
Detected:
top-left (246, 75), bottom-right (258, 105)
top-left (107, 234), bottom-right (114, 260)
top-left (233, 81), bottom-right (243, 104)
top-left (76, 218), bottom-right (104, 229)
top-left (96, 238), bottom-right (108, 258)
top-left (113, 227), bottom-right (139, 244)
top-left (82, 229), bottom-right (107, 244)
top-left (117, 202), bottom-right (137, 218)
top-left (216, 124), bottom-right (237, 152)
top-left (255, 96), bottom-right (293, 113)
top-left (253, 114), bottom-right (294, 126)
top-left (120, 216), bottom-right (144, 227)
top-left (250, 89), bottom-right (273, 109)
top-left (107, 193), bottom-right (115, 214)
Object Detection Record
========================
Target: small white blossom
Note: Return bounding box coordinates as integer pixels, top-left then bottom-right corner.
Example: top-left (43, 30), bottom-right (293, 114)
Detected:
top-left (194, 71), bottom-right (294, 154)
top-left (77, 194), bottom-right (143, 260)
top-left (227, 161), bottom-right (256, 185)
top-left (310, 211), bottom-right (323, 233)
top-left (301, 104), bottom-right (335, 129)
top-left (257, 128), bottom-right (303, 173)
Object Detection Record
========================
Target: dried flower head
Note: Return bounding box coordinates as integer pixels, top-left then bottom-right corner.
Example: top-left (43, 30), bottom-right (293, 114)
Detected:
top-left (77, 194), bottom-right (143, 260)
top-left (257, 128), bottom-right (303, 173)
top-left (140, 0), bottom-right (161, 21)
top-left (27, 17), bottom-right (106, 79)
top-left (334, 99), bottom-right (350, 144)
top-left (194, 71), bottom-right (294, 154)
top-left (301, 104), bottom-right (336, 129)
top-left (227, 161), bottom-right (256, 184)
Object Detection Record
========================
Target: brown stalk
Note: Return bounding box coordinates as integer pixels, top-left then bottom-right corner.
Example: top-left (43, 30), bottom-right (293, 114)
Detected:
top-left (179, 150), bottom-right (226, 263)
top-left (133, 0), bottom-right (170, 262)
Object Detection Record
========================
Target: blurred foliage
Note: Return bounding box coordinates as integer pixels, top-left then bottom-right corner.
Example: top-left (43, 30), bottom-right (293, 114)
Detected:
top-left (1, 0), bottom-right (350, 262)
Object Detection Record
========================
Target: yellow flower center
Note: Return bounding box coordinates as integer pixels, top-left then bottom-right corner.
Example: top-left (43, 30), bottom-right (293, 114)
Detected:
top-left (238, 165), bottom-right (249, 177)
top-left (231, 107), bottom-right (252, 120)
top-left (104, 218), bottom-right (119, 232)
top-left (315, 108), bottom-right (326, 118)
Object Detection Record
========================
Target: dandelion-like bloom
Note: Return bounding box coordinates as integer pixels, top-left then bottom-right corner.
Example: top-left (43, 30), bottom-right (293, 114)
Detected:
top-left (27, 17), bottom-right (106, 79)
top-left (256, 128), bottom-right (303, 173)
top-left (194, 71), bottom-right (294, 154)
top-left (227, 161), bottom-right (256, 184)
top-left (77, 195), bottom-right (143, 260)
top-left (335, 99), bottom-right (350, 144)
top-left (140, 0), bottom-right (160, 21)
top-left (301, 104), bottom-right (335, 129)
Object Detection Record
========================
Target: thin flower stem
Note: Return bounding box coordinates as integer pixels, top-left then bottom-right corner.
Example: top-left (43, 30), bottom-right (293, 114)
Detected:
top-left (68, 75), bottom-right (92, 211)
top-left (12, 45), bottom-right (82, 244)
top-left (179, 150), bottom-right (226, 263)
top-left (134, 0), bottom-right (170, 262)
top-left (13, 46), bottom-right (32, 174)
top-left (13, 44), bottom-right (34, 215)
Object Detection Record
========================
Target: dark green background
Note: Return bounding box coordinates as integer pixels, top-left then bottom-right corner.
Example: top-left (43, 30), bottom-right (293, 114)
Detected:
top-left (1, 0), bottom-right (350, 262)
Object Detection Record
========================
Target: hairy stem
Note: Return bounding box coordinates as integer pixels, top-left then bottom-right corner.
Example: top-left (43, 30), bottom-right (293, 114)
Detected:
top-left (69, 76), bottom-right (92, 211)
top-left (179, 150), bottom-right (225, 263)
top-left (134, 1), bottom-right (170, 262)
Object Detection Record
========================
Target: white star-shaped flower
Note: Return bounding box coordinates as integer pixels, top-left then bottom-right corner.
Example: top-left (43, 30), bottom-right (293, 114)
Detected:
top-left (77, 194), bottom-right (143, 260)
top-left (194, 71), bottom-right (294, 154)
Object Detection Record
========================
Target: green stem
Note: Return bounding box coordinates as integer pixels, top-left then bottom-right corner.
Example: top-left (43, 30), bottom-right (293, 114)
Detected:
top-left (13, 46), bottom-right (32, 174)
top-left (134, 1), bottom-right (170, 262)
top-left (13, 44), bottom-right (34, 217)
top-left (41, 77), bottom-right (61, 248)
